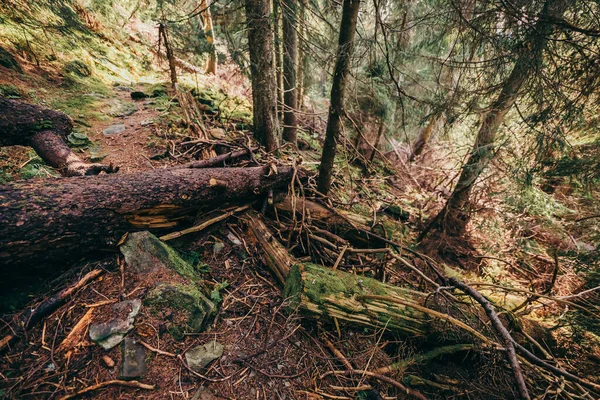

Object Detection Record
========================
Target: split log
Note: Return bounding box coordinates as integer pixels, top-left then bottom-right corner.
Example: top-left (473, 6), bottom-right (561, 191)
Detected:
top-left (0, 166), bottom-right (292, 272)
top-left (0, 97), bottom-right (117, 176)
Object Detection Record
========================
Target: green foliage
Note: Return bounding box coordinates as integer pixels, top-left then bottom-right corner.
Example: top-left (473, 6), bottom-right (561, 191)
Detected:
top-left (0, 83), bottom-right (23, 98)
top-left (504, 186), bottom-right (572, 220)
top-left (210, 281), bottom-right (229, 304)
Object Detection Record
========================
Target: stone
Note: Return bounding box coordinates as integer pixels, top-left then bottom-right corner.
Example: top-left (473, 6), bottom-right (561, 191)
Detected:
top-left (119, 337), bottom-right (147, 380)
top-left (111, 102), bottom-right (137, 117)
top-left (213, 241), bottom-right (225, 255)
top-left (120, 231), bottom-right (203, 282)
top-left (130, 91), bottom-right (149, 100)
top-left (140, 119), bottom-right (154, 127)
top-left (103, 124), bottom-right (125, 136)
top-left (191, 386), bottom-right (217, 400)
top-left (145, 283), bottom-right (215, 333)
top-left (101, 355), bottom-right (115, 368)
top-left (209, 128), bottom-right (226, 140)
top-left (115, 86), bottom-right (133, 92)
top-left (185, 340), bottom-right (223, 372)
top-left (89, 299), bottom-right (141, 350)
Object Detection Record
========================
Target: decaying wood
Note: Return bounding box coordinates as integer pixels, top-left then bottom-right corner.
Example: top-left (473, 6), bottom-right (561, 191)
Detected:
top-left (0, 166), bottom-right (292, 271)
top-left (0, 97), bottom-right (117, 176)
top-left (247, 212), bottom-right (433, 337)
top-left (57, 308), bottom-right (94, 354)
top-left (177, 147), bottom-right (259, 169)
top-left (246, 211), bottom-right (294, 285)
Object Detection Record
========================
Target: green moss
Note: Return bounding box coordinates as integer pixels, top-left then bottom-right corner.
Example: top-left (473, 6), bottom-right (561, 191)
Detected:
top-left (145, 283), bottom-right (215, 335)
top-left (64, 60), bottom-right (92, 77)
top-left (0, 83), bottom-right (23, 98)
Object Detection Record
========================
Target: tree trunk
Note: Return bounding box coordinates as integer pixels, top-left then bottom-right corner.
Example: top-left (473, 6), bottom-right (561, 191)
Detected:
top-left (0, 166), bottom-right (292, 272)
top-left (409, 115), bottom-right (438, 162)
top-left (282, 0), bottom-right (298, 146)
top-left (369, 119), bottom-right (385, 163)
top-left (159, 23), bottom-right (178, 88)
top-left (317, 0), bottom-right (361, 194)
top-left (245, 0), bottom-right (279, 152)
top-left (0, 98), bottom-right (116, 176)
top-left (426, 0), bottom-right (568, 237)
top-left (273, 0), bottom-right (284, 122)
top-left (200, 0), bottom-right (217, 75)
top-left (296, 0), bottom-right (306, 110)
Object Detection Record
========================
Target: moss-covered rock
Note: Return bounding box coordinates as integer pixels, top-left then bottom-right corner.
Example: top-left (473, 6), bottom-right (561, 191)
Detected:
top-left (145, 283), bottom-right (215, 334)
top-left (0, 46), bottom-right (22, 73)
top-left (120, 231), bottom-right (204, 283)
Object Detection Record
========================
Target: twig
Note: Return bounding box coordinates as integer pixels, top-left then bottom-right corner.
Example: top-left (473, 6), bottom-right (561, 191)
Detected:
top-left (449, 277), bottom-right (530, 400)
top-left (58, 380), bottom-right (155, 400)
top-left (160, 204), bottom-right (252, 241)
top-left (139, 339), bottom-right (176, 357)
top-left (320, 369), bottom-right (427, 400)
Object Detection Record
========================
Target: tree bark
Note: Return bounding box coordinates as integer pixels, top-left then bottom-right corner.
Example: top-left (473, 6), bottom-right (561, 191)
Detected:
top-left (159, 23), bottom-right (178, 88)
top-left (245, 0), bottom-right (279, 152)
top-left (409, 115), bottom-right (438, 162)
top-left (200, 0), bottom-right (217, 74)
top-left (317, 0), bottom-right (360, 194)
top-left (282, 0), bottom-right (298, 146)
top-left (0, 98), bottom-right (116, 176)
top-left (426, 0), bottom-right (569, 237)
top-left (273, 0), bottom-right (284, 122)
top-left (0, 166), bottom-right (292, 272)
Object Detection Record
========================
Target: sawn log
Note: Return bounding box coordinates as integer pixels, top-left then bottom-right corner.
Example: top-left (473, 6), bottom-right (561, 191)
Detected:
top-left (0, 166), bottom-right (292, 272)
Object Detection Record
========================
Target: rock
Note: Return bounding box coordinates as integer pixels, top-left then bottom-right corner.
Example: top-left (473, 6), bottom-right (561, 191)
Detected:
top-left (115, 86), bottom-right (133, 92)
top-left (67, 132), bottom-right (91, 147)
top-left (64, 60), bottom-right (92, 77)
top-left (131, 91), bottom-right (149, 100)
top-left (89, 299), bottom-right (141, 350)
top-left (103, 124), bottom-right (126, 136)
top-left (191, 386), bottom-right (217, 400)
top-left (0, 46), bottom-right (22, 73)
top-left (101, 355), bottom-right (115, 368)
top-left (185, 340), bottom-right (223, 372)
top-left (227, 232), bottom-right (242, 246)
top-left (213, 241), bottom-right (225, 255)
top-left (145, 283), bottom-right (215, 333)
top-left (111, 102), bottom-right (138, 117)
top-left (119, 337), bottom-right (147, 380)
top-left (120, 231), bottom-right (204, 282)
top-left (88, 144), bottom-right (108, 162)
top-left (140, 119), bottom-right (154, 127)
top-left (209, 128), bottom-right (226, 140)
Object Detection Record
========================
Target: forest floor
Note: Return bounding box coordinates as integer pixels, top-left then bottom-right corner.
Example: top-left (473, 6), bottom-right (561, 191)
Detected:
top-left (1, 6), bottom-right (600, 400)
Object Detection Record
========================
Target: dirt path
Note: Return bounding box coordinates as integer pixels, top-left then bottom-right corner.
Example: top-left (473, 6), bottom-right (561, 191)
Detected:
top-left (87, 87), bottom-right (167, 174)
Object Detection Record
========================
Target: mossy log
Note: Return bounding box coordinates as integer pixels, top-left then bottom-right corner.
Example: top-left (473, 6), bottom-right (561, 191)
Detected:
top-left (0, 166), bottom-right (292, 273)
top-left (0, 97), bottom-right (116, 176)
top-left (247, 211), bottom-right (432, 336)
top-left (284, 263), bottom-right (430, 336)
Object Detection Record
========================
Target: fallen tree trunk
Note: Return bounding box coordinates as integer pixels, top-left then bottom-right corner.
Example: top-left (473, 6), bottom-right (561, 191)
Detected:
top-left (0, 97), bottom-right (116, 176)
top-left (0, 166), bottom-right (292, 271)
top-left (247, 211), bottom-right (443, 338)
